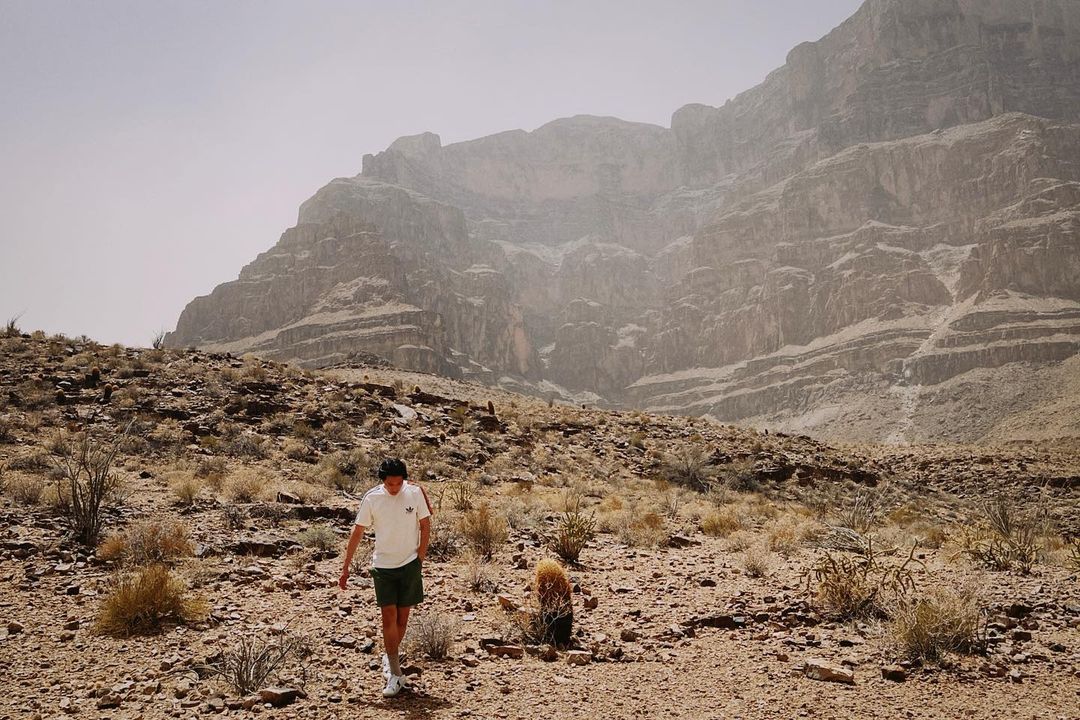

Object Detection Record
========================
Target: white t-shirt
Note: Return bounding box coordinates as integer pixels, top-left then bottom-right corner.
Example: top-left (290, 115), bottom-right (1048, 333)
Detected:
top-left (354, 483), bottom-right (431, 569)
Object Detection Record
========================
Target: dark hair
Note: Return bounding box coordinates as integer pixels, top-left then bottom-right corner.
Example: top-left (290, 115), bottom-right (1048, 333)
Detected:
top-left (377, 457), bottom-right (408, 480)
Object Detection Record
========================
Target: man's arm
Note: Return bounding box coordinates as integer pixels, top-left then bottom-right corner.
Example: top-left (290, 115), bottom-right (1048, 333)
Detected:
top-left (418, 517), bottom-right (430, 563)
top-left (338, 524), bottom-right (366, 590)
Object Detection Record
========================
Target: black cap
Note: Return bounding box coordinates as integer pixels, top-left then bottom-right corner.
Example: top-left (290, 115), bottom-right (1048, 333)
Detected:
top-left (377, 457), bottom-right (408, 479)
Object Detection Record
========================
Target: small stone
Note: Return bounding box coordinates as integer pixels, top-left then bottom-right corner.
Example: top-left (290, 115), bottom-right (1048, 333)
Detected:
top-left (257, 687), bottom-right (300, 707)
top-left (620, 629), bottom-right (640, 642)
top-left (1010, 629), bottom-right (1032, 643)
top-left (803, 658), bottom-right (855, 684)
top-left (565, 650), bottom-right (591, 666)
top-left (7, 621), bottom-right (24, 635)
top-left (881, 665), bottom-right (906, 682)
top-left (497, 594), bottom-right (519, 611)
top-left (583, 596), bottom-right (599, 610)
top-left (486, 645), bottom-right (524, 659)
top-left (539, 644), bottom-right (558, 662)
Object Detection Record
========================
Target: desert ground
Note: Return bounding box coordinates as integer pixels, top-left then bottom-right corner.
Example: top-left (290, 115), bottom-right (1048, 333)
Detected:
top-left (1, 330), bottom-right (1078, 719)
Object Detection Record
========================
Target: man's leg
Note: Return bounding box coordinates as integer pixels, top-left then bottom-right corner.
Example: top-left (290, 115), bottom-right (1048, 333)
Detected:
top-left (381, 604), bottom-right (403, 677)
top-left (396, 605), bottom-right (412, 648)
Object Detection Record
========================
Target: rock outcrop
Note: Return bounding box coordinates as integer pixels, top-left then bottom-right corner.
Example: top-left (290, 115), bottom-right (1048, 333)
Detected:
top-left (169, 0), bottom-right (1080, 444)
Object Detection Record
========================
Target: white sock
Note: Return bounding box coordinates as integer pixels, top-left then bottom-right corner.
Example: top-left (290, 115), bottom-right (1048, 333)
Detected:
top-left (388, 652), bottom-right (402, 677)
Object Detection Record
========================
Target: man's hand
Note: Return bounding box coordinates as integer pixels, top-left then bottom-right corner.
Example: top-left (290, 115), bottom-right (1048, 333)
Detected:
top-left (338, 569), bottom-right (349, 591)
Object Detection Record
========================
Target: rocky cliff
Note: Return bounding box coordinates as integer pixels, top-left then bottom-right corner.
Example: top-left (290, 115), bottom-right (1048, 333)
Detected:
top-left (169, 0), bottom-right (1080, 444)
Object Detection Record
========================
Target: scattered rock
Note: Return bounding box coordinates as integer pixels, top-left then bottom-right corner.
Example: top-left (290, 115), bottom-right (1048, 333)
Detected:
top-left (881, 665), bottom-right (906, 682)
top-left (257, 687), bottom-right (301, 707)
top-left (803, 658), bottom-right (855, 684)
top-left (565, 650), bottom-right (592, 666)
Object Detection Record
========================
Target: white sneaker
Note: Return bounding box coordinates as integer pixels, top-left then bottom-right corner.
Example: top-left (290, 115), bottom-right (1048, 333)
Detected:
top-left (382, 674), bottom-right (403, 698)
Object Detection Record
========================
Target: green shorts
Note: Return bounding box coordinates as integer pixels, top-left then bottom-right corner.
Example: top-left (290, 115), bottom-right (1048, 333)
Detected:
top-left (370, 558), bottom-right (424, 608)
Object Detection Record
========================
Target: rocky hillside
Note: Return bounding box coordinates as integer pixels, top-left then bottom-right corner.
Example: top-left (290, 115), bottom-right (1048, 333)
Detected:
top-left (1, 331), bottom-right (1079, 718)
top-left (169, 0), bottom-right (1080, 444)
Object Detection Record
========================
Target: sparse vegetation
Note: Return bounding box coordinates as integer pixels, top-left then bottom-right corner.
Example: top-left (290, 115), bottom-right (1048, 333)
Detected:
top-left (51, 421), bottom-right (132, 545)
top-left (96, 564), bottom-right (207, 636)
top-left (956, 496), bottom-right (1041, 574)
top-left (807, 542), bottom-right (919, 620)
top-left (701, 506), bottom-right (743, 537)
top-left (741, 544), bottom-right (776, 578)
top-left (296, 524), bottom-right (338, 552)
top-left (168, 471), bottom-right (203, 506)
top-left (407, 612), bottom-right (456, 660)
top-left (551, 501), bottom-right (596, 564)
top-left (459, 503), bottom-right (508, 559)
top-left (97, 519), bottom-right (193, 566)
top-left (225, 468), bottom-right (268, 502)
top-left (889, 586), bottom-right (985, 662)
top-left (661, 444), bottom-right (714, 492)
top-left (201, 630), bottom-right (312, 695)
top-left (5, 472), bottom-right (45, 505)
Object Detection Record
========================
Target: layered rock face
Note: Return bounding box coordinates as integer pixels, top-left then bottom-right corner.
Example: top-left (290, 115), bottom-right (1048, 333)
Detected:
top-left (169, 0), bottom-right (1080, 443)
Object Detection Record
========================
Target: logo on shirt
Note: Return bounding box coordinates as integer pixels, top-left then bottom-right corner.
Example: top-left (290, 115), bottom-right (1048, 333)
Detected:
top-left (405, 506), bottom-right (414, 514)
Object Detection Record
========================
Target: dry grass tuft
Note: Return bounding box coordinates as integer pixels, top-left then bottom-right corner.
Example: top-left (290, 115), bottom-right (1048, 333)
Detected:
top-left (889, 586), bottom-right (985, 662)
top-left (5, 472), bottom-right (45, 506)
top-left (296, 524), bottom-right (338, 552)
top-left (225, 468), bottom-right (269, 502)
top-left (97, 519), bottom-right (193, 566)
top-left (740, 544), bottom-right (776, 578)
top-left (407, 613), bottom-right (456, 660)
top-left (96, 564), bottom-right (207, 636)
top-left (701, 506), bottom-right (743, 537)
top-left (167, 471), bottom-right (203, 506)
top-left (458, 503), bottom-right (507, 559)
top-left (617, 510), bottom-right (668, 548)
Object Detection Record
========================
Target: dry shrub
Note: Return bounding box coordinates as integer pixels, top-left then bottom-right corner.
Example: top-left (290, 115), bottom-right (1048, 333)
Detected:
top-left (956, 497), bottom-right (1041, 574)
top-left (168, 471), bottom-right (203, 506)
top-left (766, 516), bottom-right (801, 555)
top-left (701, 506), bottom-right (743, 537)
top-left (458, 503), bottom-right (507, 559)
top-left (502, 496), bottom-right (545, 531)
top-left (51, 422), bottom-right (131, 545)
top-left (407, 613), bottom-right (456, 660)
top-left (717, 460), bottom-right (759, 493)
top-left (617, 510), bottom-right (667, 548)
top-left (97, 519), bottom-right (193, 566)
top-left (836, 489), bottom-right (881, 533)
top-left (224, 433), bottom-right (269, 460)
top-left (725, 530), bottom-right (754, 551)
top-left (282, 438), bottom-right (311, 461)
top-left (317, 449), bottom-right (369, 493)
top-left (96, 564), bottom-right (207, 636)
top-left (442, 480), bottom-right (474, 512)
top-left (464, 551), bottom-right (497, 593)
top-left (551, 504), bottom-right (596, 564)
top-left (808, 543), bottom-right (918, 621)
top-left (226, 468), bottom-right (269, 502)
top-left (889, 586), bottom-right (985, 661)
top-left (1063, 537), bottom-right (1080, 570)
top-left (426, 513), bottom-right (461, 560)
top-left (202, 631), bottom-right (312, 695)
top-left (6, 473), bottom-right (45, 506)
top-left (741, 544), bottom-right (776, 578)
top-left (296, 524), bottom-right (338, 552)
top-left (660, 445), bottom-right (713, 492)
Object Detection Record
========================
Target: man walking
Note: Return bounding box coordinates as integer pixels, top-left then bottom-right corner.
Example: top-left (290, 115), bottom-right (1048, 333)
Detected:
top-left (339, 458), bottom-right (431, 697)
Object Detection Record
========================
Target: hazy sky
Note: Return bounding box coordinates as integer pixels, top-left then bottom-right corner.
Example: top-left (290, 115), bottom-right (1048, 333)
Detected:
top-left (0, 0), bottom-right (863, 346)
